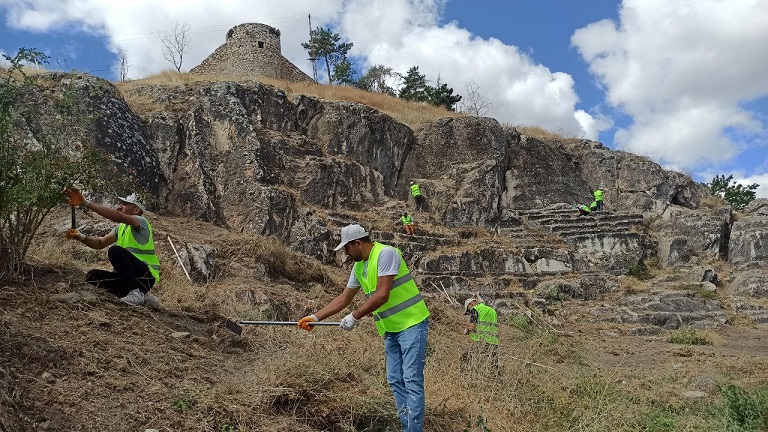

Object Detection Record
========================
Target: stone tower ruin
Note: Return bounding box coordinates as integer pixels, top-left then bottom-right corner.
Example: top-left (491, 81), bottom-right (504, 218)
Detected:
top-left (190, 23), bottom-right (314, 83)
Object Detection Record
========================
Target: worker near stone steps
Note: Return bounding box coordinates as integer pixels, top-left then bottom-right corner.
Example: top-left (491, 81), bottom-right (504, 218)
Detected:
top-left (400, 211), bottom-right (415, 235)
top-left (589, 200), bottom-right (598, 212)
top-left (409, 181), bottom-right (427, 212)
top-left (461, 297), bottom-right (499, 375)
top-left (575, 203), bottom-right (592, 217)
top-left (63, 187), bottom-right (160, 307)
top-left (593, 186), bottom-right (604, 211)
top-left (298, 224), bottom-right (430, 432)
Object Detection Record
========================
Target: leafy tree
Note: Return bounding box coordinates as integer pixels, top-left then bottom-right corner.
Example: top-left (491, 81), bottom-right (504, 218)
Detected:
top-left (425, 77), bottom-right (462, 111)
top-left (398, 66), bottom-right (429, 102)
top-left (398, 67), bottom-right (462, 110)
top-left (159, 22), bottom-right (191, 72)
top-left (302, 27), bottom-right (354, 84)
top-left (356, 64), bottom-right (397, 96)
top-left (708, 174), bottom-right (759, 211)
top-left (330, 58), bottom-right (356, 86)
top-left (0, 48), bottom-right (126, 278)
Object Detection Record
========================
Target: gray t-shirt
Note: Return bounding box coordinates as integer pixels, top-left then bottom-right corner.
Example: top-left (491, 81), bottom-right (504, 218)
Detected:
top-left (347, 246), bottom-right (401, 289)
top-left (112, 216), bottom-right (151, 245)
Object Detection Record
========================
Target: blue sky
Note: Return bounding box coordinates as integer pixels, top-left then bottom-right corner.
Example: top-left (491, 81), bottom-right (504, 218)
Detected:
top-left (1, 0), bottom-right (766, 198)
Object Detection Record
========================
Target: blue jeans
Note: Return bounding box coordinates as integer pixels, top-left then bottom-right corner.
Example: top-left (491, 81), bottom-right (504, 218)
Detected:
top-left (384, 319), bottom-right (429, 432)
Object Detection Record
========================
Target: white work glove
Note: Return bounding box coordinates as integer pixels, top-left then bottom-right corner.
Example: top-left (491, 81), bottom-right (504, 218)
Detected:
top-left (340, 313), bottom-right (358, 331)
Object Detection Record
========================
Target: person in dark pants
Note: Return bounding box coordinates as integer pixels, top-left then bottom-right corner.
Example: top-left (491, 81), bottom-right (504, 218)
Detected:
top-left (593, 187), bottom-right (604, 211)
top-left (63, 187), bottom-right (160, 306)
top-left (409, 182), bottom-right (427, 212)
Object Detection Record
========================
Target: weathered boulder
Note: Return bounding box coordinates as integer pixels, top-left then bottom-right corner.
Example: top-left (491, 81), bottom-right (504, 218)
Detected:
top-left (403, 117), bottom-right (513, 227)
top-left (730, 269), bottom-right (768, 298)
top-left (176, 243), bottom-right (218, 283)
top-left (502, 136), bottom-right (588, 209)
top-left (658, 236), bottom-right (691, 267)
top-left (729, 215), bottom-right (768, 265)
top-left (743, 198), bottom-right (768, 216)
top-left (597, 290), bottom-right (727, 329)
top-left (557, 139), bottom-right (709, 213)
top-left (298, 97), bottom-right (413, 196)
top-left (654, 206), bottom-right (731, 262)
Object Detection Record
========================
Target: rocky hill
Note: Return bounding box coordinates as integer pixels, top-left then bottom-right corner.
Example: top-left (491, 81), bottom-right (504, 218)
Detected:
top-left (1, 73), bottom-right (767, 431)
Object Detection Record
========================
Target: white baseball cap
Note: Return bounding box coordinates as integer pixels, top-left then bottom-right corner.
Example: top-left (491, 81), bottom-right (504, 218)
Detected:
top-left (464, 297), bottom-right (476, 312)
top-left (116, 192), bottom-right (145, 212)
top-left (334, 224), bottom-right (369, 251)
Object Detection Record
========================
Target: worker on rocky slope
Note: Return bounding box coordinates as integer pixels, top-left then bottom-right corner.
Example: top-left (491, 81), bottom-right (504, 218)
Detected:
top-left (409, 181), bottom-right (427, 212)
top-left (399, 211), bottom-right (415, 235)
top-left (461, 296), bottom-right (499, 375)
top-left (593, 186), bottom-right (604, 211)
top-left (298, 224), bottom-right (430, 432)
top-left (63, 187), bottom-right (160, 307)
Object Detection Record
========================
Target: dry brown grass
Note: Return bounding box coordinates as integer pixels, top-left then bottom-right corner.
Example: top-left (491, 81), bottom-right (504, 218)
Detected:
top-left (115, 71), bottom-right (462, 130)
top-left (513, 125), bottom-right (570, 140)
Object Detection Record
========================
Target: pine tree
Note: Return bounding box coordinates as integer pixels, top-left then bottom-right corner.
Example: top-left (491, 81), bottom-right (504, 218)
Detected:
top-left (302, 27), bottom-right (354, 84)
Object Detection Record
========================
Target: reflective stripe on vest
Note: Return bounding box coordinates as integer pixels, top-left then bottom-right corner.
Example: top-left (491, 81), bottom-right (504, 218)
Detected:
top-left (410, 184), bottom-right (421, 197)
top-left (400, 215), bottom-right (413, 225)
top-left (355, 242), bottom-right (429, 335)
top-left (116, 220), bottom-right (160, 283)
top-left (469, 303), bottom-right (498, 345)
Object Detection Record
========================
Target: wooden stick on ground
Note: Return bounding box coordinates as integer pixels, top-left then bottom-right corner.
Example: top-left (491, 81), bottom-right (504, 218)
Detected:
top-left (167, 235), bottom-right (192, 283)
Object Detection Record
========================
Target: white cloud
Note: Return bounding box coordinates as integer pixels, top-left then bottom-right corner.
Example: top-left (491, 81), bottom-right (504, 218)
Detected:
top-left (339, 0), bottom-right (602, 138)
top-left (572, 0), bottom-right (768, 169)
top-left (0, 0), bottom-right (603, 139)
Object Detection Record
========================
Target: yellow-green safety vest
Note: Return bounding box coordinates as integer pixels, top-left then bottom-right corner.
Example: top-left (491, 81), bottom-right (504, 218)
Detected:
top-left (400, 214), bottom-right (413, 225)
top-left (579, 204), bottom-right (591, 213)
top-left (116, 220), bottom-right (160, 283)
top-left (355, 242), bottom-right (429, 335)
top-left (593, 189), bottom-right (603, 201)
top-left (410, 184), bottom-right (422, 197)
top-left (469, 303), bottom-right (498, 345)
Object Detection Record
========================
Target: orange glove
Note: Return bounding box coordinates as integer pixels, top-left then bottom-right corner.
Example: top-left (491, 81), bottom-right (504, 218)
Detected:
top-left (297, 315), bottom-right (319, 331)
top-left (65, 228), bottom-right (83, 241)
top-left (63, 187), bottom-right (85, 207)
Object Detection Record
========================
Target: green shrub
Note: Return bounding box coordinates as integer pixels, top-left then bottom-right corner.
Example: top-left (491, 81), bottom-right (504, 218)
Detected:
top-left (667, 328), bottom-right (711, 345)
top-left (720, 384), bottom-right (768, 431)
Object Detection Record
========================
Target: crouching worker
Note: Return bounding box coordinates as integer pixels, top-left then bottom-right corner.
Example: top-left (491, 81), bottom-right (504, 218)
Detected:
top-left (63, 187), bottom-right (160, 306)
top-left (460, 297), bottom-right (499, 376)
top-left (298, 224), bottom-right (430, 432)
top-left (400, 211), bottom-right (415, 235)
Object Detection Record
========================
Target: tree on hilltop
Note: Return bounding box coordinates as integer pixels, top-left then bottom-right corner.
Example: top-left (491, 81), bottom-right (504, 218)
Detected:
top-left (708, 174), bottom-right (759, 211)
top-left (302, 27), bottom-right (354, 84)
top-left (159, 22), bottom-right (191, 72)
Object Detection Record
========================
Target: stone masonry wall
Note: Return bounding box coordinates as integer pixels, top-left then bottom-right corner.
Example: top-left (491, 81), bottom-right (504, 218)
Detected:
top-left (190, 23), bottom-right (313, 83)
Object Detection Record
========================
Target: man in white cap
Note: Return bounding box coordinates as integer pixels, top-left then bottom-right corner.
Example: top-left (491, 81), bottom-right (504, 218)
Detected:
top-left (461, 296), bottom-right (499, 375)
top-left (298, 224), bottom-right (430, 432)
top-left (63, 187), bottom-right (160, 306)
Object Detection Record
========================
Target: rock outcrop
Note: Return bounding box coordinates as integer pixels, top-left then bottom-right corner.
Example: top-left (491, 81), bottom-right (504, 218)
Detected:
top-left (19, 72), bottom-right (768, 329)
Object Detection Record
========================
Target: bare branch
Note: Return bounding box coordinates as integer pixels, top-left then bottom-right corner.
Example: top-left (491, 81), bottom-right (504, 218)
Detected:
top-left (159, 22), bottom-right (191, 72)
top-left (460, 79), bottom-right (492, 116)
top-left (117, 47), bottom-right (131, 81)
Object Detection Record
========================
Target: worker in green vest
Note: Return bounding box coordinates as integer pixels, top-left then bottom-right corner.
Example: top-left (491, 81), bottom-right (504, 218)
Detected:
top-left (400, 211), bottom-right (415, 235)
top-left (575, 203), bottom-right (592, 217)
top-left (409, 181), bottom-right (427, 212)
top-left (593, 186), bottom-right (604, 211)
top-left (63, 187), bottom-right (160, 307)
top-left (462, 297), bottom-right (499, 375)
top-left (298, 224), bottom-right (430, 432)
